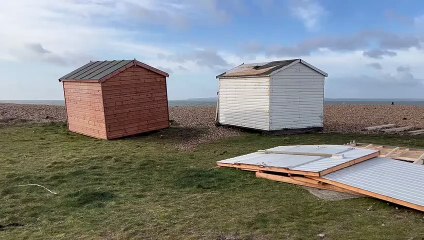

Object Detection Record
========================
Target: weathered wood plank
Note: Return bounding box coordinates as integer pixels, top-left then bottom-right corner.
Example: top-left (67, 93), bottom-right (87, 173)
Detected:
top-left (364, 124), bottom-right (395, 131)
top-left (409, 129), bottom-right (424, 135)
top-left (382, 126), bottom-right (414, 133)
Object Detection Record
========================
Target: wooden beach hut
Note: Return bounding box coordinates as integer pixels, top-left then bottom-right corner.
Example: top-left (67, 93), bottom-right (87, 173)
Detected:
top-left (216, 59), bottom-right (328, 131)
top-left (59, 60), bottom-right (170, 139)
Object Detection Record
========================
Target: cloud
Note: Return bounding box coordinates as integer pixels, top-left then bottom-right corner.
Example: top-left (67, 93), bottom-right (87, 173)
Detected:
top-left (118, 0), bottom-right (231, 30)
top-left (121, 2), bottom-right (189, 29)
top-left (27, 43), bottom-right (50, 54)
top-left (23, 43), bottom-right (72, 66)
top-left (367, 63), bottom-right (382, 70)
top-left (326, 70), bottom-right (424, 99)
top-left (290, 0), bottom-right (327, 31)
top-left (0, 0), bottom-right (234, 68)
top-left (241, 30), bottom-right (422, 57)
top-left (397, 65), bottom-right (410, 72)
top-left (192, 50), bottom-right (230, 69)
top-left (378, 32), bottom-right (422, 49)
top-left (157, 66), bottom-right (173, 74)
top-left (169, 49), bottom-right (230, 70)
top-left (363, 49), bottom-right (397, 59)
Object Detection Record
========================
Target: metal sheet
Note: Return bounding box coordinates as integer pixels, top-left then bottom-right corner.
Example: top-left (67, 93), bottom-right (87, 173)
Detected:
top-left (71, 61), bottom-right (115, 80)
top-left (218, 152), bottom-right (321, 168)
top-left (323, 158), bottom-right (424, 207)
top-left (81, 60), bottom-right (132, 80)
top-left (59, 60), bottom-right (132, 81)
top-left (292, 148), bottom-right (377, 172)
top-left (267, 145), bottom-right (352, 154)
top-left (218, 145), bottom-right (378, 173)
top-left (59, 61), bottom-right (100, 80)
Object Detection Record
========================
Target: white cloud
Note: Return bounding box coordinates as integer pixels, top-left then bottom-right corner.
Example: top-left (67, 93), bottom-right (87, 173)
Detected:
top-left (290, 0), bottom-right (327, 31)
top-left (220, 47), bottom-right (424, 99)
top-left (0, 0), bottom-right (233, 67)
top-left (0, 0), bottom-right (237, 100)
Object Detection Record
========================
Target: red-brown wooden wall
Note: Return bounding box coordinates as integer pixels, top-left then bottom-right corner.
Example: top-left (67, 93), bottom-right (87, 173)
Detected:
top-left (63, 65), bottom-right (169, 139)
top-left (102, 66), bottom-right (169, 139)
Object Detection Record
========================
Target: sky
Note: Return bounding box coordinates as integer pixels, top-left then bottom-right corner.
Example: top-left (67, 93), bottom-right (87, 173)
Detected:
top-left (0, 0), bottom-right (424, 100)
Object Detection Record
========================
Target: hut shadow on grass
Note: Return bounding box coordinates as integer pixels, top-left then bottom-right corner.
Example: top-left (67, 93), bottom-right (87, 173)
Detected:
top-left (126, 126), bottom-right (208, 145)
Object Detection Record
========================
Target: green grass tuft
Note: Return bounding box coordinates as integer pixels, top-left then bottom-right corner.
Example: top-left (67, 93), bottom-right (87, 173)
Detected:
top-left (66, 190), bottom-right (116, 208)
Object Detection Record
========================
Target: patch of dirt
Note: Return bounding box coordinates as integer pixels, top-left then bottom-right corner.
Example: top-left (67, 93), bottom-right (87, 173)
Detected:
top-left (303, 187), bottom-right (363, 201)
top-left (0, 223), bottom-right (24, 231)
top-left (168, 106), bottom-right (242, 149)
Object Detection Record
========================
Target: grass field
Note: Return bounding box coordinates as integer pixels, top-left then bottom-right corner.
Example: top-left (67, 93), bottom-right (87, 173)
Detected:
top-left (0, 123), bottom-right (423, 239)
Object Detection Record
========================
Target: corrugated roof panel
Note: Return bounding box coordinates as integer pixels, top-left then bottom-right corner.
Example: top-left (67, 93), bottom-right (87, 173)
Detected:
top-left (73, 60), bottom-right (119, 80)
top-left (78, 60), bottom-right (119, 80)
top-left (85, 60), bottom-right (132, 80)
top-left (59, 61), bottom-right (99, 80)
top-left (65, 61), bottom-right (105, 80)
top-left (59, 60), bottom-right (169, 81)
top-left (323, 158), bottom-right (424, 207)
top-left (292, 148), bottom-right (378, 172)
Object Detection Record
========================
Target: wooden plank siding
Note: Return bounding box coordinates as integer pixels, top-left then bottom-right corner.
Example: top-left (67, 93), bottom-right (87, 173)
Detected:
top-left (269, 62), bottom-right (325, 130)
top-left (63, 81), bottom-right (107, 139)
top-left (101, 66), bottom-right (169, 139)
top-left (218, 77), bottom-right (271, 130)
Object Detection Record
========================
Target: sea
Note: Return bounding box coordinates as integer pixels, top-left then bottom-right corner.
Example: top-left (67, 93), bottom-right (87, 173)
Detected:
top-left (1, 98), bottom-right (424, 107)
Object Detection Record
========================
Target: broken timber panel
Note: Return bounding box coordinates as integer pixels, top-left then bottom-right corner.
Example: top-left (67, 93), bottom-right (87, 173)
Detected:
top-left (409, 129), bottom-right (424, 135)
top-left (382, 126), bottom-right (414, 133)
top-left (364, 124), bottom-right (395, 131)
top-left (353, 143), bottom-right (424, 163)
top-left (255, 172), bottom-right (361, 195)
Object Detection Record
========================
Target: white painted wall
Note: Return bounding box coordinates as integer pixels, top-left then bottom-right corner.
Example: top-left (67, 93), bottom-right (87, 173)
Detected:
top-left (269, 62), bottom-right (325, 130)
top-left (218, 77), bottom-right (270, 130)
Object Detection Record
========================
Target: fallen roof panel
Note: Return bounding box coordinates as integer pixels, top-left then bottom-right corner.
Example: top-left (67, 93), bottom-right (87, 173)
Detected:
top-left (292, 148), bottom-right (378, 173)
top-left (217, 145), bottom-right (379, 176)
top-left (268, 145), bottom-right (354, 155)
top-left (321, 157), bottom-right (424, 211)
top-left (218, 152), bottom-right (322, 169)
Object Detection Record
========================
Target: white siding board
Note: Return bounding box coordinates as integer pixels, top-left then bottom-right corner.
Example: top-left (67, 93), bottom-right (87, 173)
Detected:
top-left (270, 62), bottom-right (325, 130)
top-left (219, 77), bottom-right (270, 130)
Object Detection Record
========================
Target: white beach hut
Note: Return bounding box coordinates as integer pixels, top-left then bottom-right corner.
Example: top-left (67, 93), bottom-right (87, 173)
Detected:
top-left (216, 59), bottom-right (328, 131)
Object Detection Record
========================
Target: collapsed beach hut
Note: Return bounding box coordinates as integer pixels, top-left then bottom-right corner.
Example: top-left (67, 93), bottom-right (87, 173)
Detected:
top-left (216, 59), bottom-right (328, 131)
top-left (217, 144), bottom-right (424, 212)
top-left (59, 60), bottom-right (170, 139)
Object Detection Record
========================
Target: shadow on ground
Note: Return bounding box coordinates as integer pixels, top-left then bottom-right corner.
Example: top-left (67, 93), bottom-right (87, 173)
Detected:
top-left (126, 126), bottom-right (208, 144)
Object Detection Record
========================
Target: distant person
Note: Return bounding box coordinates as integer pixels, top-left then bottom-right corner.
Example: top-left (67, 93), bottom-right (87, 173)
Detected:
top-left (391, 102), bottom-right (395, 105)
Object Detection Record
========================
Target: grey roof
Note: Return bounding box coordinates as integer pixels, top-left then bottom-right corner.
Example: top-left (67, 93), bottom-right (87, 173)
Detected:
top-left (217, 59), bottom-right (328, 78)
top-left (59, 60), bottom-right (169, 82)
top-left (323, 157), bottom-right (424, 209)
